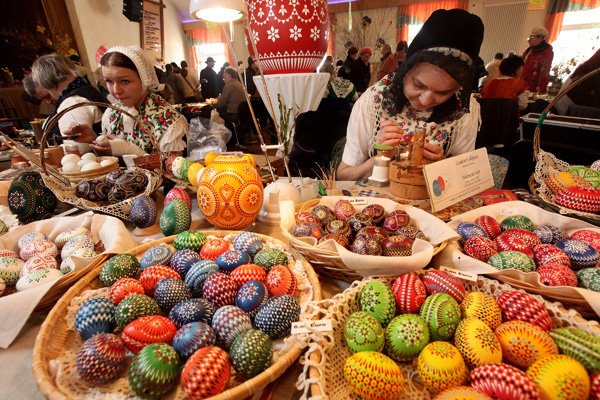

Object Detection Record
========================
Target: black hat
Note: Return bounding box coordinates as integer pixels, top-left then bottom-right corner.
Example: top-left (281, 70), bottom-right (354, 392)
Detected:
top-left (206, 57), bottom-right (215, 63)
top-left (407, 9), bottom-right (484, 64)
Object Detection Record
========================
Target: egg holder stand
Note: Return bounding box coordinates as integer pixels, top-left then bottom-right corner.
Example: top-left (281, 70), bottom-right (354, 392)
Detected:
top-left (32, 231), bottom-right (323, 400)
top-left (297, 269), bottom-right (600, 400)
top-left (531, 68), bottom-right (600, 226)
top-left (39, 101), bottom-right (163, 222)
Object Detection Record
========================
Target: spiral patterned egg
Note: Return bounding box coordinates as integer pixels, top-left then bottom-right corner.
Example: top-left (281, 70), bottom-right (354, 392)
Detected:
top-left (170, 249), bottom-right (202, 279)
top-left (391, 274), bottom-right (427, 314)
top-left (172, 321), bottom-right (216, 360)
top-left (344, 351), bottom-right (405, 400)
top-left (184, 260), bottom-right (220, 296)
top-left (140, 245), bottom-right (173, 270)
top-left (76, 333), bottom-right (126, 384)
top-left (211, 305), bottom-right (253, 347)
top-left (122, 315), bottom-right (177, 354)
top-left (460, 292), bottom-right (502, 330)
top-left (526, 355), bottom-right (590, 400)
top-left (75, 297), bottom-right (116, 340)
top-left (495, 320), bottom-right (558, 369)
top-left (470, 363), bottom-right (540, 400)
top-left (420, 293), bottom-right (461, 341)
top-left (154, 277), bottom-right (192, 312)
top-left (139, 264), bottom-right (181, 297)
top-left (168, 298), bottom-right (216, 328)
top-left (128, 342), bottom-right (180, 399)
top-left (417, 341), bottom-right (468, 394)
top-left (181, 346), bottom-right (231, 400)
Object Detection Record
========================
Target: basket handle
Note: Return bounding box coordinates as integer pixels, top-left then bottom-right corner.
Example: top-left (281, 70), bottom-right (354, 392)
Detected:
top-left (40, 100), bottom-right (164, 178)
top-left (533, 68), bottom-right (600, 160)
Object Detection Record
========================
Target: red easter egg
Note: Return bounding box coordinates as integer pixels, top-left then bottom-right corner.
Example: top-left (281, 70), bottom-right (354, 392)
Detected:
top-left (357, 226), bottom-right (388, 242)
top-left (139, 265), bottom-right (182, 297)
top-left (181, 346), bottom-right (230, 399)
top-left (164, 188), bottom-right (192, 211)
top-left (380, 235), bottom-right (413, 257)
top-left (537, 264), bottom-right (578, 287)
top-left (121, 315), bottom-right (177, 354)
top-left (470, 362), bottom-right (540, 400)
top-left (497, 291), bottom-right (553, 331)
top-left (533, 244), bottom-right (571, 268)
top-left (266, 265), bottom-right (297, 297)
top-left (590, 373), bottom-right (600, 400)
top-left (555, 185), bottom-right (600, 213)
top-left (570, 229), bottom-right (600, 253)
top-left (109, 277), bottom-right (145, 305)
top-left (200, 238), bottom-right (230, 261)
top-left (474, 215), bottom-right (502, 240)
top-left (383, 210), bottom-right (411, 233)
top-left (494, 236), bottom-right (534, 259)
top-left (334, 199), bottom-right (355, 221)
top-left (296, 211), bottom-right (321, 226)
top-left (230, 264), bottom-right (267, 288)
top-left (203, 272), bottom-right (238, 308)
top-left (391, 274), bottom-right (427, 314)
top-left (76, 333), bottom-right (126, 384)
top-left (422, 270), bottom-right (466, 303)
top-left (499, 229), bottom-right (542, 249)
top-left (464, 236), bottom-right (498, 262)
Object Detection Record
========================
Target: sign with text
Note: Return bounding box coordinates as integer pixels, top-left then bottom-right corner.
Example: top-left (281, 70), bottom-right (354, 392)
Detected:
top-left (423, 148), bottom-right (494, 213)
top-left (141, 1), bottom-right (163, 62)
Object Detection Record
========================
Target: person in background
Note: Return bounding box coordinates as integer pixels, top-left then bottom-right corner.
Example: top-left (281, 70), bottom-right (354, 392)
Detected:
top-left (180, 68), bottom-right (202, 103)
top-left (160, 63), bottom-right (186, 104)
top-left (22, 73), bottom-right (56, 117)
top-left (216, 68), bottom-right (247, 124)
top-left (238, 61), bottom-right (245, 76)
top-left (181, 60), bottom-right (196, 80)
top-left (69, 54), bottom-right (91, 84)
top-left (378, 41), bottom-right (408, 81)
top-left (481, 55), bottom-right (529, 111)
top-left (522, 26), bottom-right (554, 94)
top-left (200, 56), bottom-right (219, 99)
top-left (479, 52), bottom-right (503, 89)
top-left (334, 59), bottom-right (344, 75)
top-left (217, 62), bottom-right (231, 93)
top-left (472, 56), bottom-right (487, 93)
top-left (338, 47), bottom-right (358, 80)
top-left (554, 48), bottom-right (600, 117)
top-left (170, 62), bottom-right (180, 74)
top-left (325, 77), bottom-right (358, 102)
top-left (350, 47), bottom-right (372, 95)
top-left (244, 56), bottom-right (259, 97)
top-left (373, 44), bottom-right (392, 85)
top-left (319, 55), bottom-right (335, 81)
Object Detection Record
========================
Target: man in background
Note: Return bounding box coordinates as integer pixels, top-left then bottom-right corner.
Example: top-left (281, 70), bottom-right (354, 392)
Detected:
top-left (200, 57), bottom-right (219, 99)
top-left (522, 26), bottom-right (554, 94)
top-left (338, 47), bottom-right (358, 80)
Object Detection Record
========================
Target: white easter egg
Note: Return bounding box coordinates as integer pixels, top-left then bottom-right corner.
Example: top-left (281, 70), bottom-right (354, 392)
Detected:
top-left (100, 159), bottom-right (113, 167)
top-left (77, 159), bottom-right (94, 168)
top-left (81, 153), bottom-right (97, 161)
top-left (81, 162), bottom-right (102, 172)
top-left (96, 135), bottom-right (108, 142)
top-left (63, 162), bottom-right (80, 173)
top-left (61, 154), bottom-right (81, 166)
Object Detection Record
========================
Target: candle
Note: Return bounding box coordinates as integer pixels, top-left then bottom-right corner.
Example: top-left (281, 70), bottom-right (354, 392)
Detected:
top-left (371, 156), bottom-right (391, 181)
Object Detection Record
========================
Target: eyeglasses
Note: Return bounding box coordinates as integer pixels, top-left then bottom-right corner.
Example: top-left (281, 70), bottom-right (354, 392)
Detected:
top-left (528, 35), bottom-right (542, 39)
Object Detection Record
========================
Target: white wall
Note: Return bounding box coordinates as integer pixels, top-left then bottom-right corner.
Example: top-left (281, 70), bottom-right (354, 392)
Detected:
top-left (163, 1), bottom-right (188, 67)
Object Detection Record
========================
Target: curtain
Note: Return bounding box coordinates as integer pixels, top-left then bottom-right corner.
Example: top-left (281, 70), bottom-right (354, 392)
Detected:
top-left (396, 0), bottom-right (468, 43)
top-left (328, 13), bottom-right (336, 61)
top-left (185, 26), bottom-right (233, 70)
top-left (545, 0), bottom-right (600, 43)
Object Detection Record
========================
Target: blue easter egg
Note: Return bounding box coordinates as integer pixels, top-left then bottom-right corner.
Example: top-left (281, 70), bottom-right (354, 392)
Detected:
top-left (75, 297), bottom-right (116, 340)
top-left (154, 277), bottom-right (192, 311)
top-left (254, 295), bottom-right (301, 339)
top-left (184, 260), bottom-right (220, 296)
top-left (216, 250), bottom-right (251, 274)
top-left (432, 180), bottom-right (442, 197)
top-left (533, 225), bottom-right (569, 245)
top-left (168, 298), bottom-right (216, 328)
top-left (172, 322), bottom-right (216, 359)
top-left (236, 280), bottom-right (269, 320)
top-left (555, 239), bottom-right (600, 269)
top-left (139, 244), bottom-right (173, 270)
top-left (211, 306), bottom-right (253, 347)
top-left (170, 249), bottom-right (202, 279)
top-left (456, 222), bottom-right (489, 243)
top-left (130, 195), bottom-right (158, 229)
top-left (233, 232), bottom-right (263, 258)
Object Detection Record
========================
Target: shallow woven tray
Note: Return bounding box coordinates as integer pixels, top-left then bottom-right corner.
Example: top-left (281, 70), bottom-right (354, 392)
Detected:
top-left (33, 231), bottom-right (322, 400)
top-left (59, 157), bottom-right (119, 183)
top-left (281, 199), bottom-right (447, 282)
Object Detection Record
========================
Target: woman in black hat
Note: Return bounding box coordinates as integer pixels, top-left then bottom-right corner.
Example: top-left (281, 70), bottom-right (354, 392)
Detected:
top-left (337, 9), bottom-right (484, 181)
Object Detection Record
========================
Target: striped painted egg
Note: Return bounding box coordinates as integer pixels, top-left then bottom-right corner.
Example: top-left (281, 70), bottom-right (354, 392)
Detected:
top-left (203, 272), bottom-right (238, 308)
top-left (533, 244), bottom-right (571, 267)
top-left (139, 264), bottom-right (181, 297)
top-left (292, 222), bottom-right (325, 240)
top-left (385, 314), bottom-right (429, 362)
top-left (16, 268), bottom-right (63, 291)
top-left (254, 295), bottom-right (300, 338)
top-left (576, 268), bottom-right (600, 292)
top-left (114, 294), bottom-right (159, 329)
top-left (470, 363), bottom-right (540, 400)
top-left (360, 280), bottom-right (396, 327)
top-left (0, 256), bottom-right (24, 286)
top-left (417, 341), bottom-right (468, 393)
top-left (381, 235), bottom-right (413, 257)
top-left (122, 315), bottom-right (177, 354)
top-left (334, 199), bottom-right (355, 220)
top-left (497, 291), bottom-right (553, 331)
top-left (164, 187), bottom-right (192, 211)
top-left (422, 270), bottom-right (466, 303)
top-left (54, 228), bottom-right (91, 250)
top-left (344, 311), bottom-right (385, 354)
top-left (200, 238), bottom-right (230, 261)
top-left (173, 230), bottom-right (207, 252)
top-left (391, 274), bottom-right (427, 314)
top-left (526, 355), bottom-right (590, 400)
top-left (494, 235), bottom-right (534, 258)
top-left (537, 264), bottom-right (578, 286)
top-left (75, 297), bottom-right (116, 340)
top-left (233, 232), bottom-right (263, 257)
top-left (181, 346), bottom-right (230, 399)
top-left (160, 199), bottom-right (191, 236)
top-left (168, 298), bottom-right (216, 328)
top-left (17, 232), bottom-right (47, 249)
top-left (252, 248), bottom-right (287, 272)
top-left (533, 225), bottom-right (569, 244)
top-left (216, 250), bottom-right (251, 274)
top-left (549, 328), bottom-right (600, 374)
top-left (230, 264), bottom-right (267, 288)
top-left (266, 265), bottom-right (297, 297)
top-left (460, 292), bottom-right (502, 330)
top-left (99, 253), bottom-right (139, 287)
top-left (76, 333), bottom-right (126, 384)
top-left (495, 320), bottom-right (558, 369)
top-left (383, 210), bottom-right (411, 233)
top-left (236, 280), bottom-right (269, 319)
top-left (139, 244), bottom-right (173, 270)
top-left (154, 277), bottom-right (192, 312)
top-left (570, 229), bottom-right (600, 252)
top-left (172, 321), bottom-right (216, 360)
top-left (211, 305), bottom-right (253, 347)
top-left (130, 195), bottom-right (157, 229)
top-left (230, 329), bottom-right (273, 379)
top-left (556, 239), bottom-right (600, 269)
top-left (474, 215), bottom-right (502, 240)
top-left (546, 171), bottom-right (589, 194)
top-left (170, 249), bottom-right (201, 279)
top-left (456, 222), bottom-right (489, 243)
top-left (454, 317), bottom-right (502, 369)
top-left (555, 185), bottom-right (600, 213)
top-left (420, 293), bottom-right (461, 342)
top-left (500, 228), bottom-right (542, 249)
top-left (21, 240), bottom-right (57, 261)
top-left (20, 254), bottom-right (57, 278)
top-left (129, 342), bottom-right (180, 399)
top-left (109, 277), bottom-right (145, 305)
top-left (488, 251), bottom-right (536, 273)
top-left (344, 351), bottom-right (404, 400)
top-left (352, 234), bottom-right (383, 256)
top-left (184, 260), bottom-right (219, 296)
top-left (464, 236), bottom-right (498, 262)
top-left (311, 205), bottom-right (335, 226)
top-left (434, 387), bottom-right (493, 400)
top-left (61, 235), bottom-right (94, 259)
top-left (500, 215), bottom-right (535, 231)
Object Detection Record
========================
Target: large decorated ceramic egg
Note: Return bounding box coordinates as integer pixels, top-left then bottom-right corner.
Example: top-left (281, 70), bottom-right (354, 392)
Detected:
top-left (495, 320), bottom-right (558, 369)
top-left (266, 265), bottom-right (297, 297)
top-left (533, 244), bottom-right (571, 267)
top-left (8, 171), bottom-right (56, 223)
top-left (99, 253), bottom-right (139, 287)
top-left (422, 270), bottom-right (466, 303)
top-left (168, 298), bottom-right (216, 328)
top-left (211, 305), bottom-right (253, 347)
top-left (570, 229), bottom-right (600, 252)
top-left (344, 351), bottom-right (405, 400)
top-left (533, 225), bottom-right (569, 244)
top-left (233, 232), bottom-right (264, 258)
top-left (140, 245), bottom-right (173, 270)
top-left (334, 199), bottom-right (356, 220)
top-left (196, 155), bottom-right (263, 230)
top-left (181, 346), bottom-right (230, 399)
top-left (494, 235), bottom-right (534, 258)
top-left (19, 254), bottom-right (57, 279)
top-left (200, 238), bottom-right (230, 261)
top-left (497, 291), bottom-right (553, 331)
top-left (17, 232), bottom-right (47, 249)
top-left (76, 333), bottom-right (126, 384)
top-left (344, 311), bottom-right (385, 354)
top-left (236, 280), bottom-right (269, 319)
top-left (417, 341), bottom-right (468, 393)
top-left (576, 268), bottom-right (600, 292)
top-left (474, 215), bottom-right (502, 240)
top-left (230, 329), bottom-right (273, 379)
top-left (184, 260), bottom-right (220, 296)
top-left (391, 274), bottom-right (427, 314)
top-left (130, 195), bottom-right (157, 229)
top-left (54, 227), bottom-right (90, 250)
top-left (75, 297), bottom-right (116, 340)
top-left (114, 294), bottom-right (159, 329)
top-left (160, 199), bottom-right (191, 236)
top-left (546, 171), bottom-right (589, 194)
top-left (537, 263), bottom-right (578, 286)
top-left (254, 294), bottom-right (300, 338)
top-left (172, 321), bottom-right (216, 360)
top-left (526, 355), bottom-right (590, 400)
top-left (129, 342), bottom-right (180, 399)
top-left (549, 328), bottom-right (600, 374)
top-left (555, 185), bottom-right (600, 213)
top-left (470, 362), bottom-right (540, 400)
top-left (16, 268), bottom-right (63, 291)
top-left (360, 281), bottom-right (396, 327)
top-left (139, 264), bottom-right (181, 297)
top-left (75, 179), bottom-right (110, 202)
top-left (170, 249), bottom-right (202, 279)
top-left (20, 239), bottom-right (57, 261)
top-left (109, 277), bottom-right (145, 305)
top-left (420, 293), bottom-right (461, 341)
top-left (154, 277), bottom-right (192, 312)
top-left (434, 387), bottom-right (493, 399)
top-left (173, 230), bottom-right (207, 252)
top-left (385, 314), bottom-right (429, 362)
top-left (500, 215), bottom-right (535, 231)
top-left (122, 315), bottom-right (177, 354)
top-left (456, 222), bottom-right (488, 243)
top-left (488, 251), bottom-right (536, 273)
top-left (454, 317), bottom-right (502, 369)
top-left (460, 292), bottom-right (502, 330)
top-left (464, 236), bottom-right (498, 262)
top-left (0, 256), bottom-right (25, 286)
top-left (381, 235), bottom-right (413, 257)
top-left (555, 239), bottom-right (600, 269)
top-left (203, 272), bottom-right (238, 308)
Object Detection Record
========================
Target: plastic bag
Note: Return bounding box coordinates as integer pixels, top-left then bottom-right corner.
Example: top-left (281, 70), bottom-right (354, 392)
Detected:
top-left (187, 117), bottom-right (232, 161)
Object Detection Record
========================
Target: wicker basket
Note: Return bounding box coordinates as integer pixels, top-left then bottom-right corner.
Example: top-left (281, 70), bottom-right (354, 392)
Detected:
top-left (32, 231), bottom-right (322, 400)
top-left (59, 156), bottom-right (119, 183)
top-left (281, 199), bottom-right (448, 282)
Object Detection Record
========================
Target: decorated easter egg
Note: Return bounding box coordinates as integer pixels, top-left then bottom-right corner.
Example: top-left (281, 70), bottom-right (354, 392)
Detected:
top-left (494, 235), bottom-right (534, 258)
top-left (18, 232), bottom-right (47, 250)
top-left (128, 342), bottom-right (180, 399)
top-left (417, 341), bottom-right (468, 393)
top-left (474, 215), bottom-right (502, 240)
top-left (326, 219), bottom-right (352, 238)
top-left (230, 329), bottom-right (273, 379)
top-left (211, 305), bottom-right (253, 347)
top-left (570, 229), bottom-right (600, 252)
top-left (0, 249), bottom-right (19, 258)
top-left (500, 228), bottom-right (542, 249)
top-left (115, 294), bottom-right (159, 329)
top-left (454, 317), bottom-right (502, 369)
top-left (434, 387), bottom-right (493, 400)
top-left (383, 210), bottom-right (411, 233)
top-left (230, 264), bottom-right (266, 288)
top-left (54, 227), bottom-right (90, 251)
top-left (255, 294), bottom-right (300, 338)
top-left (181, 346), bottom-right (230, 399)
top-left (577, 268), bottom-right (600, 292)
top-left (20, 254), bottom-right (57, 278)
top-left (311, 204), bottom-right (335, 226)
top-left (20, 239), bottom-right (57, 261)
top-left (0, 277), bottom-right (5, 296)
top-left (171, 156), bottom-right (185, 179)
top-left (184, 260), bottom-right (220, 296)
top-left (293, 222), bottom-right (324, 240)
top-left (154, 277), bottom-right (192, 311)
top-left (266, 265), bottom-right (297, 297)
top-left (456, 222), bottom-right (489, 243)
top-left (464, 236), bottom-right (498, 262)
top-left (549, 328), bottom-right (600, 374)
top-left (130, 195), bottom-right (158, 229)
top-left (107, 183), bottom-right (136, 203)
top-left (537, 263), bottom-right (578, 286)
top-left (500, 215), bottom-right (535, 231)
top-left (252, 248), bottom-right (287, 272)
top-left (362, 204), bottom-right (386, 225)
top-left (105, 169), bottom-right (124, 186)
top-left (567, 166), bottom-right (600, 187)
top-left (334, 199), bottom-right (355, 220)
top-left (60, 247), bottom-right (97, 275)
top-left (139, 264), bottom-right (181, 297)
top-left (233, 232), bottom-right (264, 257)
top-left (140, 245), bottom-right (173, 270)
top-left (295, 211), bottom-right (320, 226)
top-left (555, 239), bottom-right (600, 269)
top-left (526, 355), bottom-right (590, 400)
top-left (346, 213), bottom-right (373, 234)
top-left (203, 272), bottom-right (238, 308)
top-left (75, 179), bottom-right (110, 202)
top-left (16, 267), bottom-right (63, 291)
top-left (236, 280), bottom-right (269, 319)
top-left (396, 225), bottom-right (427, 240)
top-left (495, 320), bottom-right (558, 369)
top-left (391, 274), bottom-right (427, 314)
top-left (197, 155), bottom-right (264, 230)
top-left (385, 314), bottom-right (429, 361)
top-left (99, 253), bottom-right (139, 287)
top-left (0, 256), bottom-right (24, 286)
top-left (173, 230), bottom-right (207, 252)
top-left (160, 199), bottom-right (192, 236)
top-left (76, 333), bottom-right (126, 384)
top-left (215, 250), bottom-right (251, 274)
top-left (381, 235), bottom-right (413, 257)
top-left (422, 270), bottom-right (466, 303)
top-left (591, 373), bottom-right (600, 400)
top-left (360, 280), bottom-right (396, 327)
top-left (200, 238), bottom-right (230, 261)
top-left (420, 293), bottom-right (461, 341)
top-left (164, 187), bottom-right (192, 211)
top-left (533, 244), bottom-right (571, 267)
top-left (172, 322), bottom-right (216, 359)
top-left (319, 232), bottom-right (351, 248)
top-left (344, 311), bottom-right (385, 354)
top-left (470, 362), bottom-right (540, 400)
top-left (534, 225), bottom-right (569, 245)
top-left (109, 277), bottom-right (145, 305)
top-left (558, 185), bottom-right (600, 213)
top-left (179, 159), bottom-right (193, 182)
top-left (75, 297), bottom-right (116, 340)
top-left (61, 234), bottom-right (94, 259)
top-left (460, 292), bottom-right (502, 330)
top-left (352, 234), bottom-right (383, 255)
top-left (170, 249), bottom-right (201, 279)
top-left (344, 351), bottom-right (405, 400)
top-left (115, 171), bottom-right (148, 193)
top-left (488, 251), bottom-right (536, 273)
top-left (122, 315), bottom-right (177, 354)
top-left (497, 291), bottom-right (552, 331)
top-left (8, 171), bottom-right (56, 223)
top-left (547, 172), bottom-right (590, 194)
top-left (168, 298), bottom-right (216, 328)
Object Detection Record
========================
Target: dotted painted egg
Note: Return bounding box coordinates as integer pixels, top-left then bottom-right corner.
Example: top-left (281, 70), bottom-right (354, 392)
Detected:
top-left (383, 210), bottom-right (411, 233)
top-left (236, 280), bottom-right (269, 320)
top-left (360, 280), bottom-right (396, 327)
top-left (128, 342), bottom-right (180, 398)
top-left (0, 249), bottom-right (19, 258)
top-left (172, 321), bottom-right (216, 360)
top-left (546, 171), bottom-right (589, 194)
top-left (533, 225), bottom-right (569, 244)
top-left (500, 215), bottom-right (535, 231)
top-left (139, 264), bottom-right (181, 297)
top-left (417, 341), bottom-right (468, 393)
top-left (295, 211), bottom-right (321, 226)
top-left (352, 234), bottom-right (382, 256)
top-left (494, 235), bottom-right (534, 258)
top-left (173, 230), bottom-right (207, 252)
top-left (422, 270), bottom-right (466, 303)
top-left (75, 178), bottom-right (110, 202)
top-left (181, 346), bottom-right (230, 399)
top-left (549, 328), bottom-right (600, 374)
top-left (381, 235), bottom-right (413, 257)
top-left (358, 226), bottom-right (389, 242)
top-left (168, 298), bottom-right (216, 329)
top-left (474, 215), bottom-right (502, 240)
top-left (434, 387), bottom-right (493, 399)
top-left (344, 311), bottom-right (385, 354)
top-left (61, 235), bottom-right (94, 260)
top-left (122, 315), bottom-right (177, 354)
top-left (488, 251), bottom-right (536, 273)
top-left (334, 199), bottom-right (355, 220)
top-left (7, 171), bottom-right (56, 223)
top-left (154, 277), bottom-right (192, 312)
top-left (171, 157), bottom-right (185, 179)
top-left (99, 253), bottom-right (139, 287)
top-left (230, 264), bottom-right (267, 288)
top-left (495, 320), bottom-right (558, 369)
top-left (184, 260), bottom-right (220, 296)
top-left (16, 268), bottom-right (63, 291)
top-left (20, 254), bottom-right (57, 279)
top-left (311, 205), bottom-right (335, 226)
top-left (420, 293), bottom-right (461, 341)
top-left (500, 228), bottom-right (542, 249)
top-left (211, 305), bottom-right (253, 347)
top-left (17, 232), bottom-right (47, 249)
top-left (114, 294), bottom-right (159, 329)
top-left (233, 231), bottom-right (264, 257)
top-left (109, 277), bottom-right (145, 305)
top-left (0, 256), bottom-right (24, 286)
top-left (230, 329), bottom-right (273, 379)
top-left (344, 351), bottom-right (404, 400)
top-left (391, 274), bottom-right (427, 314)
top-left (252, 248), bottom-right (287, 272)
top-left (140, 245), bottom-right (173, 270)
top-left (76, 333), bottom-right (126, 384)
top-left (570, 229), bottom-right (600, 252)
top-left (464, 236), bottom-right (498, 262)
top-left (533, 244), bottom-right (571, 267)
top-left (460, 292), bottom-right (502, 330)
top-left (470, 363), bottom-right (540, 400)
top-left (203, 272), bottom-right (238, 308)
top-left (497, 291), bottom-right (553, 331)
top-left (200, 238), bottom-right (230, 261)
top-left (215, 250), bottom-right (251, 274)
top-left (385, 314), bottom-right (429, 362)
top-left (526, 355), bottom-right (590, 400)
top-left (160, 199), bottom-right (192, 236)
top-left (20, 239), bottom-right (57, 261)
top-left (592, 373), bottom-right (600, 399)
top-left (170, 249), bottom-right (201, 279)
top-left (362, 204), bottom-right (386, 225)
top-left (456, 222), bottom-right (488, 243)
top-left (576, 268), bottom-right (600, 292)
top-left (555, 185), bottom-right (600, 213)
top-left (556, 239), bottom-right (600, 269)
top-left (75, 297), bottom-right (116, 340)
top-left (130, 195), bottom-right (158, 229)
top-left (346, 212), bottom-right (373, 234)
top-left (254, 294), bottom-right (300, 338)
top-left (266, 265), bottom-right (297, 297)
top-left (454, 317), bottom-right (502, 369)
top-left (537, 264), bottom-right (578, 286)
top-left (164, 187), bottom-right (192, 211)
top-left (54, 227), bottom-right (91, 251)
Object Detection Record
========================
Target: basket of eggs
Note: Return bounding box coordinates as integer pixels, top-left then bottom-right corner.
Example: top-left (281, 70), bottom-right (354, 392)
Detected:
top-left (39, 101), bottom-right (163, 221)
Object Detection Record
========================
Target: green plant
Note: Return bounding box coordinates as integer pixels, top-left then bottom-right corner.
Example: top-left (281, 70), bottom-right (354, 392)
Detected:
top-left (277, 93), bottom-right (299, 157)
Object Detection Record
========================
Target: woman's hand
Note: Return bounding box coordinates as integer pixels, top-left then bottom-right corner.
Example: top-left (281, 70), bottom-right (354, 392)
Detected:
top-left (62, 122), bottom-right (97, 143)
top-left (376, 119), bottom-right (404, 158)
top-left (90, 136), bottom-right (115, 156)
top-left (423, 142), bottom-right (445, 161)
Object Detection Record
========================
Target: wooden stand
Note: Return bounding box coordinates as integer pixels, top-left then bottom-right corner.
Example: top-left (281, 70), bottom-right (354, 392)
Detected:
top-left (133, 222), bottom-right (161, 237)
top-left (389, 127), bottom-right (430, 200)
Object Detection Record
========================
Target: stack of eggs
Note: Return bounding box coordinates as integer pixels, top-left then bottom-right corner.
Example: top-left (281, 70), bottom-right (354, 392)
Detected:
top-left (75, 169), bottom-right (148, 204)
top-left (293, 200), bottom-right (428, 257)
top-left (165, 155), bottom-right (205, 187)
top-left (0, 227), bottom-right (96, 296)
top-left (72, 231), bottom-right (302, 399)
top-left (61, 152), bottom-right (108, 173)
top-left (456, 214), bottom-right (600, 292)
top-left (546, 169), bottom-right (600, 214)
top-left (342, 271), bottom-right (599, 400)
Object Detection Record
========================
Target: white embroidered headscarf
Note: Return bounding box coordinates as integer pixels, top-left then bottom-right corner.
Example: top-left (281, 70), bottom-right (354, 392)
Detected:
top-left (105, 45), bottom-right (164, 92)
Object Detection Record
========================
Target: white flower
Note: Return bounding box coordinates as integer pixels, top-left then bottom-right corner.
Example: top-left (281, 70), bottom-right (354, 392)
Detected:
top-left (278, 5), bottom-right (287, 15)
top-left (252, 30), bottom-right (260, 43)
top-left (289, 25), bottom-right (302, 41)
top-left (310, 26), bottom-right (320, 41)
top-left (267, 26), bottom-right (280, 42)
top-left (267, 0), bottom-right (276, 7)
top-left (302, 5), bottom-right (310, 15)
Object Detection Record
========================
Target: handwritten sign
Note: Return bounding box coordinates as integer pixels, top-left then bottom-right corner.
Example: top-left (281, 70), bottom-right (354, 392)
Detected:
top-left (423, 148), bottom-right (494, 213)
top-left (141, 1), bottom-right (163, 62)
top-left (291, 320), bottom-right (333, 334)
top-left (439, 266), bottom-right (479, 282)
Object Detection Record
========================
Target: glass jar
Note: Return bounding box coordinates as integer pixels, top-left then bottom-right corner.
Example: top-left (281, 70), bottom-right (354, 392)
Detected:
top-left (65, 144), bottom-right (82, 157)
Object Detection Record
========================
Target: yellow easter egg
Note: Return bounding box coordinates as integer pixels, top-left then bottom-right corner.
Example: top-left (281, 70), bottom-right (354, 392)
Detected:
top-left (433, 386), bottom-right (493, 400)
top-left (417, 341), bottom-right (468, 394)
top-left (187, 163), bottom-right (204, 186)
top-left (460, 292), bottom-right (502, 331)
top-left (344, 351), bottom-right (404, 400)
top-left (526, 355), bottom-right (590, 400)
top-left (495, 320), bottom-right (558, 369)
top-left (454, 317), bottom-right (502, 369)
top-left (546, 172), bottom-right (589, 195)
top-left (242, 153), bottom-right (256, 168)
top-left (204, 152), bottom-right (218, 166)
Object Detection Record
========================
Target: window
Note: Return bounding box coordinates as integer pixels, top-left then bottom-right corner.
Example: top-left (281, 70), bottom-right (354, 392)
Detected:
top-left (198, 43), bottom-right (226, 69)
top-left (407, 24), bottom-right (423, 45)
top-left (552, 8), bottom-right (600, 71)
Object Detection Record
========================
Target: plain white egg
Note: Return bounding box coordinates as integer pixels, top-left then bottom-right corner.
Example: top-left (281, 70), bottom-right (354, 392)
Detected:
top-left (100, 159), bottom-right (114, 167)
top-left (77, 159), bottom-right (94, 168)
top-left (81, 153), bottom-right (97, 161)
top-left (81, 162), bottom-right (102, 172)
top-left (96, 135), bottom-right (108, 142)
top-left (62, 162), bottom-right (80, 173)
top-left (61, 154), bottom-right (81, 166)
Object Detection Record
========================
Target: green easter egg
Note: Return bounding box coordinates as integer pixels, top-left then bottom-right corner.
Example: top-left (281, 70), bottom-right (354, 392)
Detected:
top-left (344, 311), bottom-right (385, 354)
top-left (253, 248), bottom-right (288, 272)
top-left (500, 215), bottom-right (535, 231)
top-left (160, 199), bottom-right (191, 237)
top-left (488, 251), bottom-right (536, 272)
top-left (230, 329), bottom-right (273, 378)
top-left (128, 342), bottom-right (180, 399)
top-left (385, 314), bottom-right (429, 361)
top-left (100, 253), bottom-right (140, 287)
top-left (420, 293), bottom-right (461, 342)
top-left (360, 280), bottom-right (396, 327)
top-left (115, 294), bottom-right (159, 329)
top-left (173, 230), bottom-right (207, 251)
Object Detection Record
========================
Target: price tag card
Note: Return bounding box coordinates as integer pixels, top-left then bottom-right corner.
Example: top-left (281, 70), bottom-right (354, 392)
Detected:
top-left (423, 148), bottom-right (495, 213)
top-left (291, 320), bottom-right (333, 334)
top-left (439, 266), bottom-right (479, 282)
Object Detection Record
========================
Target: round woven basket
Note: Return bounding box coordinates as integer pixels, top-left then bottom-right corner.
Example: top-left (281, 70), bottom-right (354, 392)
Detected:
top-left (32, 231), bottom-right (322, 400)
top-left (58, 156), bottom-right (119, 183)
top-left (281, 199), bottom-right (448, 282)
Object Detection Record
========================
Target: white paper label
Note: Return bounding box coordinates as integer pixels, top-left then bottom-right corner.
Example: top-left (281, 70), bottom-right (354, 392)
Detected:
top-left (439, 266), bottom-right (479, 282)
top-left (291, 320), bottom-right (333, 334)
top-left (346, 198), bottom-right (368, 205)
top-left (499, 208), bottom-right (517, 216)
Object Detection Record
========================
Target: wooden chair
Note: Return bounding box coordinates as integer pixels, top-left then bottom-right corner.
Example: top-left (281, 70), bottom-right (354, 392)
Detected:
top-left (475, 98), bottom-right (520, 157)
